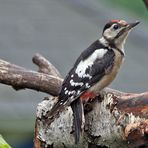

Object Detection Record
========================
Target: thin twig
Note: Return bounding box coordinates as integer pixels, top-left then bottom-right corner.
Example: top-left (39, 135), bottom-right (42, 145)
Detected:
top-left (32, 53), bottom-right (62, 77)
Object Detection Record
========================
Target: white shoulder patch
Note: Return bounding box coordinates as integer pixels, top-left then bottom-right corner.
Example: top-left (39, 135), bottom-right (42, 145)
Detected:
top-left (75, 49), bottom-right (108, 78)
top-left (96, 49), bottom-right (108, 58)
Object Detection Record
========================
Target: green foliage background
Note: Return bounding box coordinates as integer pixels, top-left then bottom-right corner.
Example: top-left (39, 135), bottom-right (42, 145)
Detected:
top-left (104, 0), bottom-right (148, 19)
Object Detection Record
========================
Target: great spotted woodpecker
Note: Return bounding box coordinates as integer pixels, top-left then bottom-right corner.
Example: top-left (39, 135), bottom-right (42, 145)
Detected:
top-left (48, 20), bottom-right (140, 144)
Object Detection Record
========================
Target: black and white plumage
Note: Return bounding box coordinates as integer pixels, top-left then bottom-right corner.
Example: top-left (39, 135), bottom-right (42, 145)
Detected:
top-left (47, 20), bottom-right (140, 144)
top-left (59, 40), bottom-right (115, 102)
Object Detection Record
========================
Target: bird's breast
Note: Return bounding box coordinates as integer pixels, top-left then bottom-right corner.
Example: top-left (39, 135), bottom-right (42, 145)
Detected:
top-left (89, 49), bottom-right (124, 94)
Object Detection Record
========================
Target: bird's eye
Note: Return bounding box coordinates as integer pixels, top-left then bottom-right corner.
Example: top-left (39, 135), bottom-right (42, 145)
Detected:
top-left (113, 24), bottom-right (119, 30)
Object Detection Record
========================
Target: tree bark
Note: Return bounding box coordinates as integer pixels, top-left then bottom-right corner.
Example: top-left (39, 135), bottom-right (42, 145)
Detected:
top-left (0, 55), bottom-right (62, 96)
top-left (0, 54), bottom-right (147, 148)
top-left (143, 0), bottom-right (148, 9)
top-left (35, 89), bottom-right (148, 148)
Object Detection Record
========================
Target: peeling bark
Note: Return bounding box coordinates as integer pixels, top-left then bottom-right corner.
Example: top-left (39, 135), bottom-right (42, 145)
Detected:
top-left (36, 91), bottom-right (148, 148)
top-left (0, 54), bottom-right (147, 148)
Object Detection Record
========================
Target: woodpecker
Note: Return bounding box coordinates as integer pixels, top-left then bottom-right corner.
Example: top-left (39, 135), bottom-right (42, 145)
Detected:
top-left (48, 20), bottom-right (140, 144)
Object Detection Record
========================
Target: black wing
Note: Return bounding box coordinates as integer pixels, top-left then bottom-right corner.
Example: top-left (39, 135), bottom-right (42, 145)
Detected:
top-left (58, 40), bottom-right (115, 104)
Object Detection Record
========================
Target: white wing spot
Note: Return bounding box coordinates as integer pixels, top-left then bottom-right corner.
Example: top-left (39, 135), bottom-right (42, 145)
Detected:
top-left (70, 96), bottom-right (74, 99)
top-left (68, 90), bottom-right (75, 95)
top-left (70, 79), bottom-right (83, 87)
top-left (83, 74), bottom-right (92, 79)
top-left (85, 83), bottom-right (90, 88)
top-left (65, 90), bottom-right (68, 94)
top-left (75, 49), bottom-right (107, 78)
top-left (77, 90), bottom-right (81, 95)
top-left (71, 74), bottom-right (74, 78)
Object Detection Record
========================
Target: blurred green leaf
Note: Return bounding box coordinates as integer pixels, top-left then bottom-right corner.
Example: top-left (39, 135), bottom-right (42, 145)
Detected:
top-left (0, 135), bottom-right (11, 148)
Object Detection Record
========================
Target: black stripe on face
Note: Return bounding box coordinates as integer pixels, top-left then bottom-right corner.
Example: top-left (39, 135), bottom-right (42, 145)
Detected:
top-left (114, 27), bottom-right (127, 39)
top-left (103, 22), bottom-right (120, 33)
top-left (103, 22), bottom-right (113, 33)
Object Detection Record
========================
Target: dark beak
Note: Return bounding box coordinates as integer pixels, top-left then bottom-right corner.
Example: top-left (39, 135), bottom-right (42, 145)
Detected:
top-left (115, 21), bottom-right (140, 39)
top-left (127, 21), bottom-right (140, 30)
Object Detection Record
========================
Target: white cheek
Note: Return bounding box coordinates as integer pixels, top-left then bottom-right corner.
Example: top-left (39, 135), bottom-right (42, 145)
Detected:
top-left (104, 28), bottom-right (117, 39)
top-left (114, 31), bottom-right (129, 52)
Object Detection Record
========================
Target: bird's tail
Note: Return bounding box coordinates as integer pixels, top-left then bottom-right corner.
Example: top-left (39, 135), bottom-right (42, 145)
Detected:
top-left (71, 98), bottom-right (83, 144)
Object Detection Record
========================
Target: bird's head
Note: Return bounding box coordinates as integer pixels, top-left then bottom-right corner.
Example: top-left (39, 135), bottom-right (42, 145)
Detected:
top-left (102, 20), bottom-right (140, 49)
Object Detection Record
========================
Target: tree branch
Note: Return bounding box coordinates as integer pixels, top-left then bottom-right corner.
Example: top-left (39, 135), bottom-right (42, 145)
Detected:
top-left (143, 0), bottom-right (148, 9)
top-left (0, 55), bottom-right (125, 96)
top-left (0, 56), bottom-right (62, 96)
top-left (32, 53), bottom-right (62, 78)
